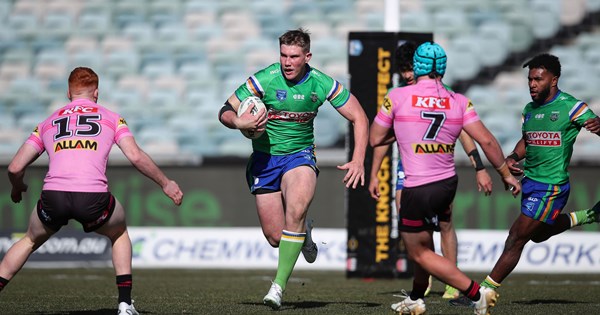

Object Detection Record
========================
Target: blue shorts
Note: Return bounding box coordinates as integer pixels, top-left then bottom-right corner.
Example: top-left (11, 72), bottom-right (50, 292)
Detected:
top-left (520, 177), bottom-right (570, 225)
top-left (246, 145), bottom-right (319, 194)
top-left (396, 159), bottom-right (405, 191)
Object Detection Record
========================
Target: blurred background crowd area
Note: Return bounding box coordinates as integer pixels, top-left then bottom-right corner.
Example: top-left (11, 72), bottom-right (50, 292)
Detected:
top-left (0, 0), bottom-right (599, 164)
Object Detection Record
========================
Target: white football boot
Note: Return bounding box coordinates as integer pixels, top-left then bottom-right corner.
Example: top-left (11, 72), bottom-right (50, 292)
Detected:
top-left (117, 301), bottom-right (139, 315)
top-left (473, 286), bottom-right (499, 315)
top-left (391, 290), bottom-right (426, 315)
top-left (263, 282), bottom-right (283, 310)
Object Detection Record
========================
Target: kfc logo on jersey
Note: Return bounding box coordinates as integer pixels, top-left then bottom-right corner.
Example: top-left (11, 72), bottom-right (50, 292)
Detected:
top-left (525, 131), bottom-right (561, 146)
top-left (59, 106), bottom-right (99, 115)
top-left (412, 96), bottom-right (450, 110)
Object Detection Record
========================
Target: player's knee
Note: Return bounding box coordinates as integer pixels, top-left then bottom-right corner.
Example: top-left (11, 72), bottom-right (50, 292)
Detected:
top-left (265, 233), bottom-right (281, 248)
top-left (266, 237), bottom-right (280, 248)
top-left (406, 249), bottom-right (426, 264)
top-left (24, 234), bottom-right (49, 252)
top-left (530, 234), bottom-right (550, 243)
top-left (98, 225), bottom-right (127, 243)
top-left (505, 232), bottom-right (528, 250)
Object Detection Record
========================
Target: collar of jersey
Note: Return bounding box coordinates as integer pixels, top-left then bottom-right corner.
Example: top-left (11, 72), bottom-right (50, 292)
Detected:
top-left (537, 90), bottom-right (561, 106)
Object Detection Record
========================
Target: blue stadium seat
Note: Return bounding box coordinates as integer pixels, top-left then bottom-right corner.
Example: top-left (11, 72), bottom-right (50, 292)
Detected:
top-left (476, 21), bottom-right (511, 67)
top-left (103, 49), bottom-right (140, 78)
top-left (77, 10), bottom-right (112, 36)
top-left (7, 11), bottom-right (38, 37)
top-left (433, 9), bottom-right (472, 39)
top-left (1, 0), bottom-right (600, 160)
top-left (446, 36), bottom-right (481, 81)
top-left (465, 85), bottom-right (500, 118)
top-left (69, 50), bottom-right (103, 71)
top-left (399, 10), bottom-right (433, 33)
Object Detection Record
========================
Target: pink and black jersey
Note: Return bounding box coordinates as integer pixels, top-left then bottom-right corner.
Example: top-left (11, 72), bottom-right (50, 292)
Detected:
top-left (25, 99), bottom-right (133, 192)
top-left (374, 79), bottom-right (480, 188)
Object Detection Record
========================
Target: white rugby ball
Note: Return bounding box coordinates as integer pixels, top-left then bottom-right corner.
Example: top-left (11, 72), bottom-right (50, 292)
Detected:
top-left (237, 96), bottom-right (267, 139)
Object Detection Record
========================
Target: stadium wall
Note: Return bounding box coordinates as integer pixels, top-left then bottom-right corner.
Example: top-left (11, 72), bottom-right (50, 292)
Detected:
top-left (0, 164), bottom-right (599, 232)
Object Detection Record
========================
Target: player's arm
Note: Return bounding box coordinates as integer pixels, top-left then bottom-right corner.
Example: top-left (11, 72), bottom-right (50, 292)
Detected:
top-left (458, 130), bottom-right (492, 195)
top-left (583, 117), bottom-right (600, 135)
top-left (335, 93), bottom-right (368, 189)
top-left (506, 137), bottom-right (526, 176)
top-left (462, 120), bottom-right (521, 196)
top-left (218, 94), bottom-right (267, 133)
top-left (7, 144), bottom-right (40, 203)
top-left (117, 136), bottom-right (183, 206)
top-left (369, 144), bottom-right (390, 200)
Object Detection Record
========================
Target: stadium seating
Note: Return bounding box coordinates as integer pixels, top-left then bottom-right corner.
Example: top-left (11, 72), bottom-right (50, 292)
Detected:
top-left (0, 0), bottom-right (599, 161)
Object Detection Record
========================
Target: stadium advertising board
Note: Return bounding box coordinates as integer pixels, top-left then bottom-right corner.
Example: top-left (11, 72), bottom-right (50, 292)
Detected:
top-left (5, 227), bottom-right (597, 273)
top-left (346, 32), bottom-right (432, 278)
top-left (443, 230), bottom-right (600, 273)
top-left (128, 227), bottom-right (346, 270)
top-left (0, 229), bottom-right (111, 267)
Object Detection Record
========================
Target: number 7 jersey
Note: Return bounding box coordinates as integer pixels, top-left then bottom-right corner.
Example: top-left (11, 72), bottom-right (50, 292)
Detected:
top-left (25, 99), bottom-right (133, 192)
top-left (374, 79), bottom-right (480, 188)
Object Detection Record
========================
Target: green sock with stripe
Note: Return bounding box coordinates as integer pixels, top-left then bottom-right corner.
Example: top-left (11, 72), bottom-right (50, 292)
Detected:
top-left (481, 275), bottom-right (501, 290)
top-left (273, 230), bottom-right (305, 291)
top-left (569, 201), bottom-right (600, 227)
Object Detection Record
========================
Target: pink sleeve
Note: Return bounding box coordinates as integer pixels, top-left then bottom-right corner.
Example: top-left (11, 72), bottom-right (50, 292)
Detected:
top-left (24, 125), bottom-right (44, 153)
top-left (114, 117), bottom-right (133, 142)
top-left (374, 96), bottom-right (394, 128)
top-left (463, 98), bottom-right (480, 125)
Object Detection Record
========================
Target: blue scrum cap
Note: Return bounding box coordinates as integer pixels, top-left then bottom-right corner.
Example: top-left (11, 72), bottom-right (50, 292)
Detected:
top-left (413, 42), bottom-right (447, 78)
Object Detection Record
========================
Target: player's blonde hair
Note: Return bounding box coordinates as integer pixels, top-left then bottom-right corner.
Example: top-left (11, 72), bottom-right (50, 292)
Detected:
top-left (279, 28), bottom-right (311, 53)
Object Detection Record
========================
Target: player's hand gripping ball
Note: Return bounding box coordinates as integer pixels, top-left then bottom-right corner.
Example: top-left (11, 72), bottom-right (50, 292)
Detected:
top-left (237, 96), bottom-right (266, 139)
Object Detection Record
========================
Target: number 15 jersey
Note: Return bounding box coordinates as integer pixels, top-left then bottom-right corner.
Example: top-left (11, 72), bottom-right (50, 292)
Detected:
top-left (25, 99), bottom-right (133, 192)
top-left (374, 79), bottom-right (480, 188)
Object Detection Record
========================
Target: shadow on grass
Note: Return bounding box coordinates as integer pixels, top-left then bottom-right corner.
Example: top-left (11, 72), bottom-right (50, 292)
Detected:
top-left (34, 310), bottom-right (151, 315)
top-left (513, 299), bottom-right (588, 305)
top-left (379, 289), bottom-right (445, 296)
top-left (241, 300), bottom-right (381, 310)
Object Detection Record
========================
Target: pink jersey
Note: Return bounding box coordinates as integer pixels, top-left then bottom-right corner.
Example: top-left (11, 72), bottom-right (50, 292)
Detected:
top-left (374, 79), bottom-right (480, 188)
top-left (25, 99), bottom-right (133, 192)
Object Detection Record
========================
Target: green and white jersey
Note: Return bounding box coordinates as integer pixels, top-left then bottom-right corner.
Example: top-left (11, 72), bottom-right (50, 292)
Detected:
top-left (521, 91), bottom-right (597, 184)
top-left (235, 63), bottom-right (350, 155)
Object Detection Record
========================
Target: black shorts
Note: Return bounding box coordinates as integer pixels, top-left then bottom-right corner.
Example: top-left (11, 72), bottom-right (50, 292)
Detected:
top-left (399, 175), bottom-right (458, 233)
top-left (37, 191), bottom-right (116, 233)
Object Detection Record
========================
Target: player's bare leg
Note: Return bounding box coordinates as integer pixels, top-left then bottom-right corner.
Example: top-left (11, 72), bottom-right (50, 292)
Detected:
top-left (532, 200), bottom-right (600, 243)
top-left (95, 199), bottom-right (131, 275)
top-left (439, 219), bottom-right (459, 299)
top-left (0, 208), bottom-right (54, 281)
top-left (262, 166), bottom-right (316, 309)
top-left (485, 214), bottom-right (544, 287)
top-left (401, 231), bottom-right (476, 293)
top-left (256, 192), bottom-right (285, 247)
top-left (95, 198), bottom-right (137, 314)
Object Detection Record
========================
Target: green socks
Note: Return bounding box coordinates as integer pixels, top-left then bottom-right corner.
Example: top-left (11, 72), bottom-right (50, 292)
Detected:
top-left (569, 201), bottom-right (600, 227)
top-left (569, 209), bottom-right (597, 227)
top-left (273, 230), bottom-right (305, 291)
top-left (481, 275), bottom-right (501, 290)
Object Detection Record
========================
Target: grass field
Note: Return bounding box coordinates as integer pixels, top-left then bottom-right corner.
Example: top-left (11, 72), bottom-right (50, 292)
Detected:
top-left (2, 268), bottom-right (600, 314)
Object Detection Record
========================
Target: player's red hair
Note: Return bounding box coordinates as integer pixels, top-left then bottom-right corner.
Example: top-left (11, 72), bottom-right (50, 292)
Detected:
top-left (68, 67), bottom-right (98, 93)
